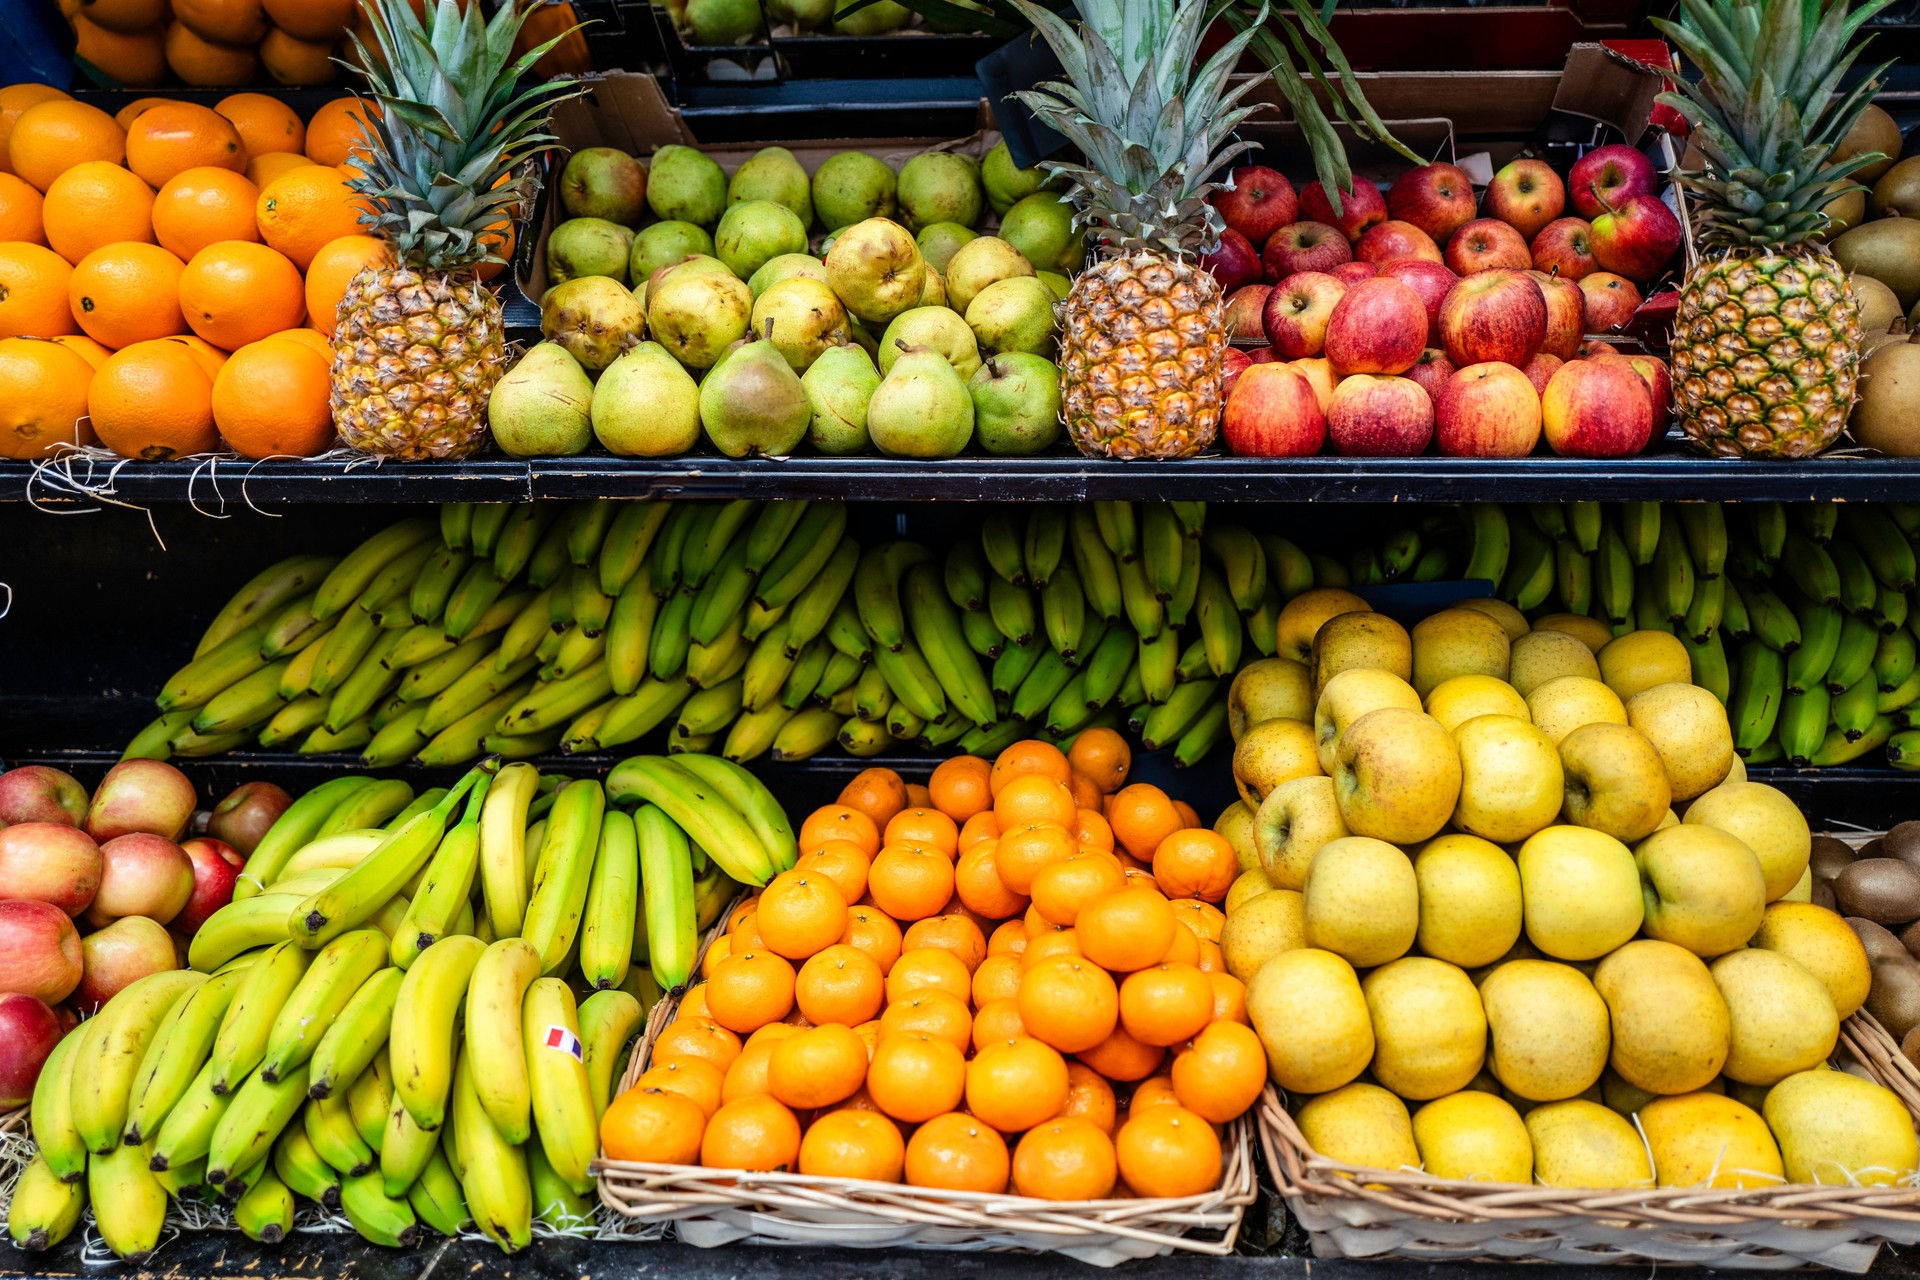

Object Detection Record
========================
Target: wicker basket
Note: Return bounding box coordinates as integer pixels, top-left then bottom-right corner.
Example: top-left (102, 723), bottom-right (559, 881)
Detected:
top-left (594, 950), bottom-right (1259, 1266)
top-left (1259, 1011), bottom-right (1920, 1271)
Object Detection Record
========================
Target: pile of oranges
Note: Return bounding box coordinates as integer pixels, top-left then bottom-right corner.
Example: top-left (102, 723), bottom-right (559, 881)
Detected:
top-left (600, 734), bottom-right (1269, 1204)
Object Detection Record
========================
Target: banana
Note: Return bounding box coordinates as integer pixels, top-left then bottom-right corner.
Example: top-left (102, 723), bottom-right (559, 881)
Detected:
top-left (641, 589), bottom-right (693, 683)
top-left (293, 778), bottom-right (481, 948)
top-left (158, 619), bottom-right (275, 711)
top-left (672, 752), bottom-right (797, 872)
top-left (596, 501), bottom-right (669, 596)
top-left (608, 750), bottom-right (774, 883)
top-left (315, 518), bottom-right (439, 620)
top-left (1728, 538), bottom-right (1774, 582)
top-left (680, 499), bottom-right (754, 588)
top-left (853, 540), bottom-right (929, 652)
top-left (1786, 600), bottom-right (1844, 694)
top-left (742, 619), bottom-right (799, 713)
top-left (906, 562), bottom-right (997, 723)
top-left (960, 607), bottom-right (1004, 659)
top-left (1812, 714), bottom-right (1896, 765)
top-left (520, 978), bottom-right (596, 1195)
top-left (1841, 506), bottom-right (1919, 592)
top-left (837, 716), bottom-right (893, 756)
top-left (325, 630), bottom-right (408, 732)
top-left (307, 1085), bottom-right (376, 1176)
top-left (408, 1148), bottom-right (469, 1237)
top-left (33, 1023), bottom-right (88, 1181)
top-left (1380, 529), bottom-right (1421, 580)
top-left (1714, 576), bottom-right (1751, 641)
top-left (752, 502), bottom-right (849, 609)
top-left (1142, 677), bottom-right (1220, 750)
top-left (277, 830), bottom-right (385, 880)
top-left (381, 1084), bottom-right (440, 1196)
top-left (578, 990), bottom-right (644, 1121)
top-left (1092, 500), bottom-right (1138, 562)
top-left (980, 509), bottom-right (1028, 584)
top-left (521, 779), bottom-right (606, 974)
top-left (259, 929), bottom-right (390, 1083)
top-left (1041, 561), bottom-right (1087, 658)
top-left (946, 539), bottom-right (990, 612)
top-left (1023, 505), bottom-right (1068, 588)
top-left (89, 1138), bottom-right (168, 1259)
top-left (988, 576), bottom-right (1038, 647)
top-left (1680, 627), bottom-right (1731, 704)
top-left (348, 1052), bottom-right (392, 1151)
top-left (260, 590), bottom-right (336, 659)
top-left (1616, 502), bottom-right (1661, 566)
top-left (773, 705), bottom-right (846, 759)
top-left (1777, 684), bottom-right (1832, 766)
top-left (416, 679), bottom-right (534, 766)
top-left (1114, 550), bottom-right (1166, 640)
top-left (306, 603), bottom-right (382, 697)
top-left (1632, 564), bottom-right (1672, 634)
top-left (1460, 505), bottom-right (1511, 586)
top-left (397, 787), bottom-right (488, 965)
top-left (8, 1156), bottom-right (85, 1250)
top-left (444, 558), bottom-right (513, 641)
top-left (578, 810), bottom-right (639, 991)
top-left (1080, 624), bottom-right (1138, 708)
top-left (1501, 518), bottom-right (1554, 611)
top-left (684, 616), bottom-right (747, 689)
top-left (149, 1058), bottom-right (230, 1171)
top-left (232, 1163), bottom-right (295, 1243)
top-left (1880, 585), bottom-right (1911, 634)
top-left (1735, 580), bottom-right (1803, 653)
top-left (1679, 568), bottom-right (1723, 645)
top-left (1141, 503), bottom-right (1184, 601)
top-left (206, 1060), bottom-right (309, 1190)
top-left (353, 539), bottom-right (440, 627)
top-left (763, 542), bottom-right (848, 659)
top-left (1892, 729), bottom-right (1920, 768)
top-left (1878, 628), bottom-right (1919, 693)
top-left (597, 677), bottom-right (691, 749)
top-left (122, 708), bottom-right (195, 761)
top-left (1556, 541), bottom-right (1594, 617)
top-left (212, 942), bottom-right (309, 1092)
top-left (1173, 694), bottom-right (1229, 766)
top-left (1528, 503), bottom-right (1569, 543)
top-left (524, 517), bottom-right (571, 591)
top-left (1780, 528), bottom-right (1843, 607)
top-left (451, 1048), bottom-right (532, 1253)
top-left (390, 934), bottom-right (486, 1132)
top-left (568, 564), bottom-right (615, 638)
top-left (361, 705), bottom-right (431, 769)
top-left (1825, 612), bottom-right (1881, 695)
top-left (1137, 628), bottom-right (1180, 704)
top-left (198, 553), bottom-right (340, 657)
top-left (491, 503), bottom-right (558, 585)
top-left (1171, 500), bottom-right (1206, 538)
top-left (822, 596), bottom-right (870, 662)
top-left (74, 970), bottom-right (204, 1154)
top-left (529, 1141), bottom-right (596, 1230)
top-left (1826, 534), bottom-right (1879, 616)
top-left (127, 968), bottom-right (244, 1144)
top-left (690, 536), bottom-right (756, 646)
top-left (1202, 523), bottom-right (1266, 613)
top-left (1647, 510), bottom-right (1695, 623)
top-left (1799, 504), bottom-right (1840, 544)
top-left (606, 575), bottom-right (660, 697)
top-left (271, 1120), bottom-right (342, 1208)
top-left (1044, 671), bottom-right (1093, 736)
top-left (959, 718), bottom-right (1026, 757)
top-left (469, 505), bottom-right (512, 558)
top-left (1011, 645), bottom-right (1076, 721)
top-left (339, 1170), bottom-right (422, 1247)
top-left (1254, 534), bottom-right (1311, 601)
top-left (1744, 502), bottom-right (1788, 565)
top-left (1592, 516), bottom-right (1634, 625)
top-left (494, 587), bottom-right (556, 672)
top-left (781, 637), bottom-right (834, 708)
top-left (400, 634), bottom-right (496, 705)
top-left (873, 637), bottom-right (948, 721)
top-left (677, 675), bottom-right (745, 738)
top-left (481, 762), bottom-right (538, 941)
top-left (1195, 566), bottom-right (1242, 677)
top-left (634, 801), bottom-right (698, 990)
top-left (1833, 670), bottom-right (1881, 741)
top-left (991, 635), bottom-right (1042, 697)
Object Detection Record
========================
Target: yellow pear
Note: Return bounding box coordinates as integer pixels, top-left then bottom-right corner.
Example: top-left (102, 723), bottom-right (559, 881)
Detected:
top-left (1527, 675), bottom-right (1629, 747)
top-left (1311, 609), bottom-right (1413, 700)
top-left (1748, 901), bottom-right (1872, 1019)
top-left (1452, 714), bottom-right (1563, 844)
top-left (1315, 667), bottom-right (1423, 774)
top-left (1304, 836), bottom-right (1419, 968)
top-left (1363, 957), bottom-right (1488, 1100)
top-left (1229, 657), bottom-right (1312, 740)
top-left (1253, 774), bottom-right (1347, 891)
top-left (1635, 824), bottom-right (1766, 957)
top-left (1247, 948), bottom-right (1373, 1094)
top-left (1231, 717), bottom-right (1321, 808)
top-left (1764, 1069), bottom-right (1919, 1186)
top-left (1413, 833), bottom-right (1522, 968)
top-left (1515, 825), bottom-right (1643, 961)
top-left (1276, 588), bottom-right (1371, 664)
top-left (1426, 674), bottom-right (1530, 734)
top-left (1413, 1091), bottom-right (1533, 1183)
top-left (1525, 1099), bottom-right (1654, 1189)
top-left (1592, 939), bottom-right (1730, 1095)
top-left (1683, 781), bottom-right (1812, 902)
top-left (1411, 608), bottom-right (1512, 698)
top-left (1639, 1092), bottom-right (1784, 1189)
top-left (1221, 887), bottom-right (1305, 983)
top-left (1597, 629), bottom-right (1692, 701)
top-left (1530, 613), bottom-right (1614, 654)
top-left (1478, 960), bottom-right (1610, 1102)
top-left (1295, 1082), bottom-right (1419, 1173)
top-left (1509, 629), bottom-right (1601, 697)
top-left (1710, 949), bottom-right (1840, 1085)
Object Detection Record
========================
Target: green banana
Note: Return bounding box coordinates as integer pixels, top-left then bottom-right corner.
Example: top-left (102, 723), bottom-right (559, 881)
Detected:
top-left (1833, 671), bottom-right (1881, 741)
top-left (783, 536), bottom-right (860, 653)
top-left (1617, 502), bottom-right (1661, 566)
top-left (1841, 506), bottom-right (1918, 592)
top-left (1878, 628), bottom-right (1919, 693)
top-left (1022, 506), bottom-right (1068, 588)
top-left (315, 518), bottom-right (438, 620)
top-left (292, 777), bottom-right (481, 949)
top-left (1462, 505), bottom-right (1511, 586)
top-left (1168, 534), bottom-right (1202, 623)
top-left (1195, 566), bottom-right (1243, 677)
top-left (1785, 600), bottom-right (1843, 694)
top-left (578, 989), bottom-right (644, 1121)
top-left (945, 539), bottom-right (990, 612)
top-left (1594, 517), bottom-right (1634, 626)
top-left (988, 576), bottom-right (1038, 647)
top-left (873, 637), bottom-right (948, 721)
top-left (1684, 572), bottom-right (1724, 644)
top-left (521, 778), bottom-right (606, 974)
top-left (604, 755), bottom-right (775, 887)
top-left (1777, 684), bottom-right (1831, 766)
top-left (1747, 503), bottom-right (1788, 564)
top-left (773, 706), bottom-right (846, 760)
top-left (1735, 580), bottom-right (1802, 653)
top-left (1202, 523), bottom-right (1266, 613)
top-left (1650, 509), bottom-right (1695, 623)
top-left (1798, 504), bottom-right (1839, 544)
top-left (408, 1148), bottom-right (469, 1237)
top-left (598, 501), bottom-right (671, 597)
top-left (1142, 503), bottom-right (1185, 600)
top-left (260, 590), bottom-right (336, 659)
top-left (158, 619), bottom-right (275, 711)
top-left (469, 505), bottom-right (511, 558)
top-left (1781, 529), bottom-right (1843, 606)
top-left (1093, 500), bottom-right (1138, 562)
top-left (1828, 535), bottom-right (1879, 615)
top-left (579, 809), bottom-right (639, 991)
top-left (1680, 627), bottom-right (1730, 705)
top-left (1041, 561), bottom-right (1087, 659)
top-left (1825, 613), bottom-right (1881, 695)
top-left (905, 562), bottom-right (997, 724)
top-left (753, 503), bottom-right (849, 609)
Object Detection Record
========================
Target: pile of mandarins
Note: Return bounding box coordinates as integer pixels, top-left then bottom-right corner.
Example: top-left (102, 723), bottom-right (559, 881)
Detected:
top-left (600, 735), bottom-right (1269, 1202)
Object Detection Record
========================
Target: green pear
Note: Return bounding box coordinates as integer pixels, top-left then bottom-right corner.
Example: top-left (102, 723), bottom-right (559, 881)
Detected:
top-left (769, 0), bottom-right (834, 25)
top-left (698, 321), bottom-right (812, 458)
top-left (559, 147), bottom-right (647, 225)
top-left (540, 277), bottom-right (646, 372)
top-left (944, 235), bottom-right (1034, 313)
top-left (1001, 191), bottom-right (1085, 273)
top-left (750, 277), bottom-right (850, 370)
top-left (545, 217), bottom-right (634, 285)
top-left (867, 341), bottom-right (974, 458)
top-left (825, 217), bottom-right (927, 325)
top-left (592, 342), bottom-right (702, 457)
top-left (980, 140), bottom-right (1054, 217)
top-left (647, 269), bottom-right (753, 369)
top-left (879, 305), bottom-right (979, 380)
top-left (728, 146), bottom-right (813, 225)
top-left (1038, 270), bottom-right (1071, 300)
top-left (488, 343), bottom-right (593, 458)
top-left (966, 275), bottom-right (1057, 355)
top-left (968, 353), bottom-right (1061, 455)
top-left (915, 221), bottom-right (976, 273)
top-left (812, 151), bottom-right (898, 232)
top-left (686, 0), bottom-right (762, 44)
top-left (647, 145), bottom-right (729, 228)
top-left (630, 221), bottom-right (714, 283)
top-left (897, 152), bottom-right (984, 231)
top-left (715, 200), bottom-right (810, 280)
top-left (802, 344), bottom-right (881, 455)
top-left (747, 253), bottom-right (829, 297)
top-left (832, 0), bottom-right (908, 33)
top-left (917, 266), bottom-right (946, 308)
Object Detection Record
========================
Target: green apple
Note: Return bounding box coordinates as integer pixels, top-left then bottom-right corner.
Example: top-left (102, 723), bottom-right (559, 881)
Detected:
top-left (1527, 674), bottom-right (1628, 747)
top-left (1597, 629), bottom-right (1692, 701)
top-left (1508, 629), bottom-right (1601, 696)
top-left (1682, 781), bottom-right (1811, 901)
top-left (1303, 836), bottom-right (1419, 968)
top-left (1626, 681), bottom-right (1734, 801)
top-left (1364, 958), bottom-right (1487, 1101)
top-left (1314, 667), bottom-right (1422, 774)
top-left (1413, 833), bottom-right (1521, 968)
top-left (1425, 674), bottom-right (1529, 735)
top-left (1252, 774), bottom-right (1347, 891)
top-left (1478, 960), bottom-right (1610, 1103)
top-left (1592, 938), bottom-right (1731, 1097)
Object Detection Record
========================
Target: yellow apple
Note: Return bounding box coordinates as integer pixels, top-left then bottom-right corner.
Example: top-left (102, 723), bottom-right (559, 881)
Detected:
top-left (1315, 667), bottom-right (1423, 773)
top-left (1425, 674), bottom-right (1530, 734)
top-left (1453, 714), bottom-right (1563, 843)
top-left (1597, 629), bottom-right (1692, 701)
top-left (1332, 707), bottom-right (1462, 844)
top-left (1411, 607), bottom-right (1512, 698)
top-left (1527, 674), bottom-right (1628, 746)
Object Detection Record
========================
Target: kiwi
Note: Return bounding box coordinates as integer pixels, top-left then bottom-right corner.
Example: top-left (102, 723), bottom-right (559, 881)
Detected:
top-left (1811, 833), bottom-right (1858, 882)
top-left (1833, 217), bottom-right (1920, 310)
top-left (1902, 916), bottom-right (1920, 959)
top-left (1904, 1021), bottom-right (1920, 1072)
top-left (1822, 188), bottom-right (1868, 239)
top-left (1854, 274), bottom-right (1903, 332)
top-left (1849, 916), bottom-right (1909, 964)
top-left (1835, 858), bottom-right (1920, 924)
top-left (1814, 879), bottom-right (1839, 911)
top-left (1886, 821), bottom-right (1920, 867)
top-left (1873, 156), bottom-right (1920, 220)
top-left (1837, 105), bottom-right (1904, 185)
top-left (1869, 957), bottom-right (1920, 1041)
top-left (1851, 335), bottom-right (1920, 457)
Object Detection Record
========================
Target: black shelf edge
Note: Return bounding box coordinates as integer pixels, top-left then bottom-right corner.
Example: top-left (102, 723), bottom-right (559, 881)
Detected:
top-left (3, 460), bottom-right (531, 507)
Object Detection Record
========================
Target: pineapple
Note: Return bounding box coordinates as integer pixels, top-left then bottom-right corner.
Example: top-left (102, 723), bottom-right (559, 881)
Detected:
top-left (332, 0), bottom-right (579, 461)
top-left (1010, 0), bottom-right (1269, 460)
top-left (1656, 0), bottom-right (1892, 459)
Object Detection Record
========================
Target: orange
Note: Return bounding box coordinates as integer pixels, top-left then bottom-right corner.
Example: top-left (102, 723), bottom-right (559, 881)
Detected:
top-left (798, 1108), bottom-right (904, 1183)
top-left (795, 840), bottom-right (869, 905)
top-left (901, 913), bottom-right (986, 973)
top-left (972, 999), bottom-right (1025, 1050)
top-left (599, 1087), bottom-right (705, 1165)
top-left (1163, 920), bottom-right (1202, 967)
top-left (1118, 964), bottom-right (1214, 1048)
top-left (41, 162), bottom-right (155, 265)
top-left (1012, 1118), bottom-right (1117, 1201)
top-left (153, 333), bottom-right (227, 378)
top-left (952, 843), bottom-right (1027, 920)
top-left (246, 151), bottom-right (315, 189)
top-left (867, 1033), bottom-right (967, 1124)
top-left (700, 1095), bottom-right (802, 1172)
top-left (215, 93), bottom-right (305, 158)
top-left (838, 767), bottom-right (908, 829)
top-left (1017, 956), bottom-right (1119, 1055)
top-left (701, 933), bottom-right (733, 980)
top-left (303, 96), bottom-right (379, 169)
top-left (1076, 807), bottom-right (1115, 852)
top-left (877, 988), bottom-right (971, 1052)
top-left (766, 1023), bottom-right (867, 1110)
top-left (676, 985), bottom-right (711, 1023)
top-left (178, 241), bottom-right (305, 350)
top-left (1020, 928), bottom-right (1081, 970)
top-left (304, 233), bottom-right (392, 340)
top-left (958, 810), bottom-right (1001, 852)
top-left (1172, 1022), bottom-right (1266, 1124)
top-left (69, 244), bottom-right (187, 350)
top-left (798, 805), bottom-right (881, 857)
top-left (1069, 727), bottom-right (1131, 794)
top-left (705, 950), bottom-right (797, 1034)
top-left (754, 870), bottom-right (849, 960)
top-left (730, 913), bottom-right (764, 952)
top-left (8, 100), bottom-right (125, 193)
top-left (1207, 972), bottom-right (1249, 1025)
top-left (990, 740), bottom-right (1071, 794)
top-left (967, 1037), bottom-right (1071, 1134)
top-left (1129, 1076), bottom-right (1181, 1114)
top-left (827, 1083), bottom-right (883, 1116)
top-left (261, 28), bottom-right (340, 86)
top-left (87, 338), bottom-right (217, 460)
top-left (70, 0), bottom-right (168, 31)
top-left (884, 948), bottom-right (971, 1007)
top-left (720, 1037), bottom-right (778, 1103)
top-left (905, 1113), bottom-right (1010, 1193)
top-left (0, 173), bottom-right (44, 245)
top-left (1077, 887), bottom-right (1176, 973)
top-left (794, 944), bottom-right (884, 1027)
top-left (884, 807), bottom-right (959, 856)
top-left (633, 1057), bottom-right (725, 1119)
top-left (1194, 938), bottom-right (1225, 975)
top-left (1030, 852), bottom-right (1126, 927)
top-left (1174, 800), bottom-right (1202, 829)
top-left (1076, 1025), bottom-right (1165, 1083)
top-left (265, 327), bottom-right (330, 357)
top-left (256, 165), bottom-right (365, 271)
top-left (114, 98), bottom-right (182, 133)
top-left (994, 775), bottom-right (1079, 832)
top-left (1115, 1105), bottom-right (1222, 1199)
top-left (0, 337), bottom-right (96, 460)
top-left (927, 755), bottom-right (992, 822)
top-left (1109, 784), bottom-right (1184, 861)
top-left (1152, 829), bottom-right (1237, 903)
top-left (906, 782), bottom-right (933, 810)
top-left (164, 20), bottom-right (261, 87)
top-left (173, 0), bottom-right (268, 43)
top-left (71, 18), bottom-right (167, 88)
top-left (0, 84), bottom-right (70, 178)
top-left (987, 920), bottom-right (1027, 957)
top-left (262, 0), bottom-right (358, 41)
top-left (1059, 1063), bottom-right (1118, 1135)
top-left (839, 905), bottom-right (902, 975)
top-left (868, 845), bottom-right (955, 922)
top-left (726, 896), bottom-right (761, 933)
top-left (1170, 898), bottom-right (1226, 944)
top-left (992, 822), bottom-right (1076, 896)
top-left (971, 954), bottom-right (1023, 1007)
top-left (153, 167), bottom-right (261, 262)
top-left (125, 103), bottom-right (245, 189)
top-left (49, 333), bottom-right (111, 369)
top-left (650, 1015), bottom-right (742, 1077)
top-left (1067, 771), bottom-right (1103, 812)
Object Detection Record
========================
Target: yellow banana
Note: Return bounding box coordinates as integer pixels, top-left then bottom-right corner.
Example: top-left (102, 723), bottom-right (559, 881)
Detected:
top-left (206, 1062), bottom-right (310, 1190)
top-left (238, 775), bottom-right (374, 898)
top-left (211, 941), bottom-right (310, 1093)
top-left (234, 1163), bottom-right (295, 1243)
top-left (578, 989), bottom-right (643, 1121)
top-left (451, 1047), bottom-right (532, 1253)
top-left (291, 773), bottom-right (484, 949)
top-left (7, 1155), bottom-right (86, 1251)
top-left (465, 938), bottom-right (541, 1145)
top-left (274, 829), bottom-right (386, 881)
top-left (521, 977), bottom-right (596, 1195)
top-left (274, 1122), bottom-right (342, 1209)
top-left (381, 1089), bottom-right (440, 1197)
top-left (31, 1023), bottom-right (88, 1181)
top-left (260, 929), bottom-right (390, 1081)
top-left (340, 1171), bottom-right (423, 1248)
top-left (348, 1051), bottom-right (393, 1152)
top-left (390, 934), bottom-right (486, 1132)
top-left (520, 778), bottom-right (606, 973)
top-left (480, 761), bottom-right (540, 937)
top-left (74, 969), bottom-right (205, 1154)
top-left (190, 893), bottom-right (303, 971)
top-left (88, 1139), bottom-right (167, 1260)
top-left (604, 755), bottom-right (774, 886)
top-left (306, 1084), bottom-right (375, 1177)
top-left (408, 1148), bottom-right (470, 1237)
top-left (127, 967), bottom-right (244, 1144)
top-left (635, 801), bottom-right (696, 991)
top-left (149, 1060), bottom-right (231, 1173)
top-left (578, 810), bottom-right (638, 991)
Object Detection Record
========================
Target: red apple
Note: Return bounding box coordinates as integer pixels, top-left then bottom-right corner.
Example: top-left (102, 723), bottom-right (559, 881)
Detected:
top-left (1262, 222), bottom-right (1352, 282)
top-left (83, 760), bottom-right (195, 843)
top-left (0, 901), bottom-right (83, 1004)
top-left (1324, 277), bottom-right (1427, 376)
top-left (1331, 261), bottom-right (1378, 286)
top-left (1597, 351), bottom-right (1674, 436)
top-left (1224, 284), bottom-right (1272, 343)
top-left (86, 833), bottom-right (195, 927)
top-left (0, 766), bottom-right (89, 828)
top-left (1386, 163), bottom-right (1478, 245)
top-left (1262, 271), bottom-right (1347, 359)
top-left (1288, 358), bottom-right (1337, 412)
top-left (1580, 339), bottom-right (1627, 358)
top-left (1209, 165), bottom-right (1298, 248)
top-left (1406, 347), bottom-right (1458, 401)
top-left (1200, 227), bottom-right (1263, 296)
top-left (1435, 362), bottom-right (1544, 458)
top-left (1542, 358), bottom-right (1655, 457)
top-left (1521, 352), bottom-right (1564, 395)
top-left (173, 836), bottom-right (247, 938)
top-left (1246, 347), bottom-right (1280, 364)
top-left (1221, 346), bottom-right (1254, 400)
top-left (76, 915), bottom-right (179, 1013)
top-left (1530, 217), bottom-right (1598, 280)
top-left (1439, 269), bottom-right (1547, 368)
top-left (1528, 269), bottom-right (1586, 360)
top-left (1445, 218), bottom-right (1532, 275)
top-left (1223, 364), bottom-right (1327, 457)
top-left (1300, 179), bottom-right (1387, 242)
top-left (1327, 374), bottom-right (1434, 456)
top-left (1356, 220), bottom-right (1442, 266)
top-left (1377, 258), bottom-right (1457, 345)
top-left (0, 824), bottom-right (101, 915)
top-left (1484, 159), bottom-right (1566, 241)
top-left (1579, 272), bottom-right (1643, 331)
top-left (1569, 144), bottom-right (1658, 220)
top-left (1588, 192), bottom-right (1682, 282)
top-left (206, 782), bottom-right (292, 857)
top-left (0, 995), bottom-right (61, 1108)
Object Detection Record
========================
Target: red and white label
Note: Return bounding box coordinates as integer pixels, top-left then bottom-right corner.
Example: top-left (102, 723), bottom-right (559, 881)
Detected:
top-left (543, 1025), bottom-right (583, 1061)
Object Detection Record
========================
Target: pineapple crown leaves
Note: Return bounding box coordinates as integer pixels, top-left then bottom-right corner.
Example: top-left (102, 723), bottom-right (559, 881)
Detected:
top-left (1653, 0), bottom-right (1893, 248)
top-left (342, 0), bottom-right (587, 270)
top-left (1007, 0), bottom-right (1268, 255)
